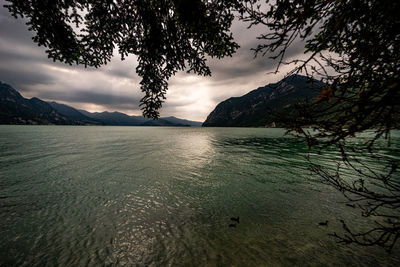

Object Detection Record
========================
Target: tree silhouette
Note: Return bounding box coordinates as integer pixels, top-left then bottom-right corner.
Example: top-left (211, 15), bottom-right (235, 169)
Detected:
top-left (239, 0), bottom-right (400, 250)
top-left (4, 0), bottom-right (239, 118)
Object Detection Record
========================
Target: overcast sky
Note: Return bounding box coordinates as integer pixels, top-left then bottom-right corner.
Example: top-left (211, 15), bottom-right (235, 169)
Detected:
top-left (0, 5), bottom-right (307, 122)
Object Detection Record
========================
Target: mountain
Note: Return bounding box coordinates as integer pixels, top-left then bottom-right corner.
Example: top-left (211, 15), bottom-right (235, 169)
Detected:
top-left (202, 74), bottom-right (326, 127)
top-left (0, 81), bottom-right (201, 126)
top-left (49, 102), bottom-right (101, 125)
top-left (141, 118), bottom-right (184, 126)
top-left (77, 110), bottom-right (147, 126)
top-left (79, 111), bottom-right (200, 127)
top-left (161, 116), bottom-right (202, 127)
top-left (0, 81), bottom-right (74, 125)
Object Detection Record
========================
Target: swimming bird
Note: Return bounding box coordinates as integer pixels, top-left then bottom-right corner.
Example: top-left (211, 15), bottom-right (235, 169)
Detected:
top-left (230, 217), bottom-right (240, 223)
top-left (318, 220), bottom-right (328, 226)
top-left (229, 223), bottom-right (236, 228)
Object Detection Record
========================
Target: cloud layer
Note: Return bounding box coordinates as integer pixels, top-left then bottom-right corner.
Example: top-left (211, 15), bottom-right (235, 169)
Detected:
top-left (0, 6), bottom-right (307, 122)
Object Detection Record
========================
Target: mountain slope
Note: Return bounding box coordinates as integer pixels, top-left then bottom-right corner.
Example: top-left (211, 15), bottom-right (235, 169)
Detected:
top-left (80, 111), bottom-right (201, 126)
top-left (202, 75), bottom-right (326, 127)
top-left (141, 118), bottom-right (185, 126)
top-left (78, 111), bottom-right (149, 126)
top-left (49, 102), bottom-right (101, 125)
top-left (0, 82), bottom-right (74, 125)
top-left (161, 116), bottom-right (202, 127)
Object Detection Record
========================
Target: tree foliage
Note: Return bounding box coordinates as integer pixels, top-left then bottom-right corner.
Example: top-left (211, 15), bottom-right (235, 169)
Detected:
top-left (239, 0), bottom-right (400, 250)
top-left (4, 0), bottom-right (239, 118)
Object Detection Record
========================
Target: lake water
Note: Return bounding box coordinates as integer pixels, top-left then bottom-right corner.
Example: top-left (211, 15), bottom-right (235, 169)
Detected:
top-left (0, 126), bottom-right (399, 266)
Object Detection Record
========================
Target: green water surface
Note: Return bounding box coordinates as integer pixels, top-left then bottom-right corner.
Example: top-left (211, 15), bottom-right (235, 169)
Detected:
top-left (0, 126), bottom-right (399, 266)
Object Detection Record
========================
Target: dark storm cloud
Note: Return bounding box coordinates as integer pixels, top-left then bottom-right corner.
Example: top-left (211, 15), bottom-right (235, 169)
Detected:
top-left (0, 68), bottom-right (54, 89)
top-left (207, 24), bottom-right (307, 82)
top-left (0, 45), bottom-right (45, 63)
top-left (37, 89), bottom-right (141, 108)
top-left (0, 7), bottom-right (49, 87)
top-left (106, 62), bottom-right (137, 79)
top-left (0, 8), bottom-right (34, 43)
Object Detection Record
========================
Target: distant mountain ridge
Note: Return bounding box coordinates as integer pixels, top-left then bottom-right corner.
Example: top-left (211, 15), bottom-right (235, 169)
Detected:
top-left (77, 109), bottom-right (202, 126)
top-left (202, 74), bottom-right (326, 127)
top-left (48, 102), bottom-right (101, 125)
top-left (0, 81), bottom-right (201, 126)
top-left (0, 82), bottom-right (74, 125)
top-left (77, 110), bottom-right (148, 126)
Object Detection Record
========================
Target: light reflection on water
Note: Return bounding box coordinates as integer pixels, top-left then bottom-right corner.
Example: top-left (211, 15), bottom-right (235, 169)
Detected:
top-left (0, 126), bottom-right (399, 266)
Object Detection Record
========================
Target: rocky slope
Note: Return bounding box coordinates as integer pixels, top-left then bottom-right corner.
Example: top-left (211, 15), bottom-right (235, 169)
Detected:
top-left (202, 75), bottom-right (326, 127)
top-left (0, 81), bottom-right (74, 125)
